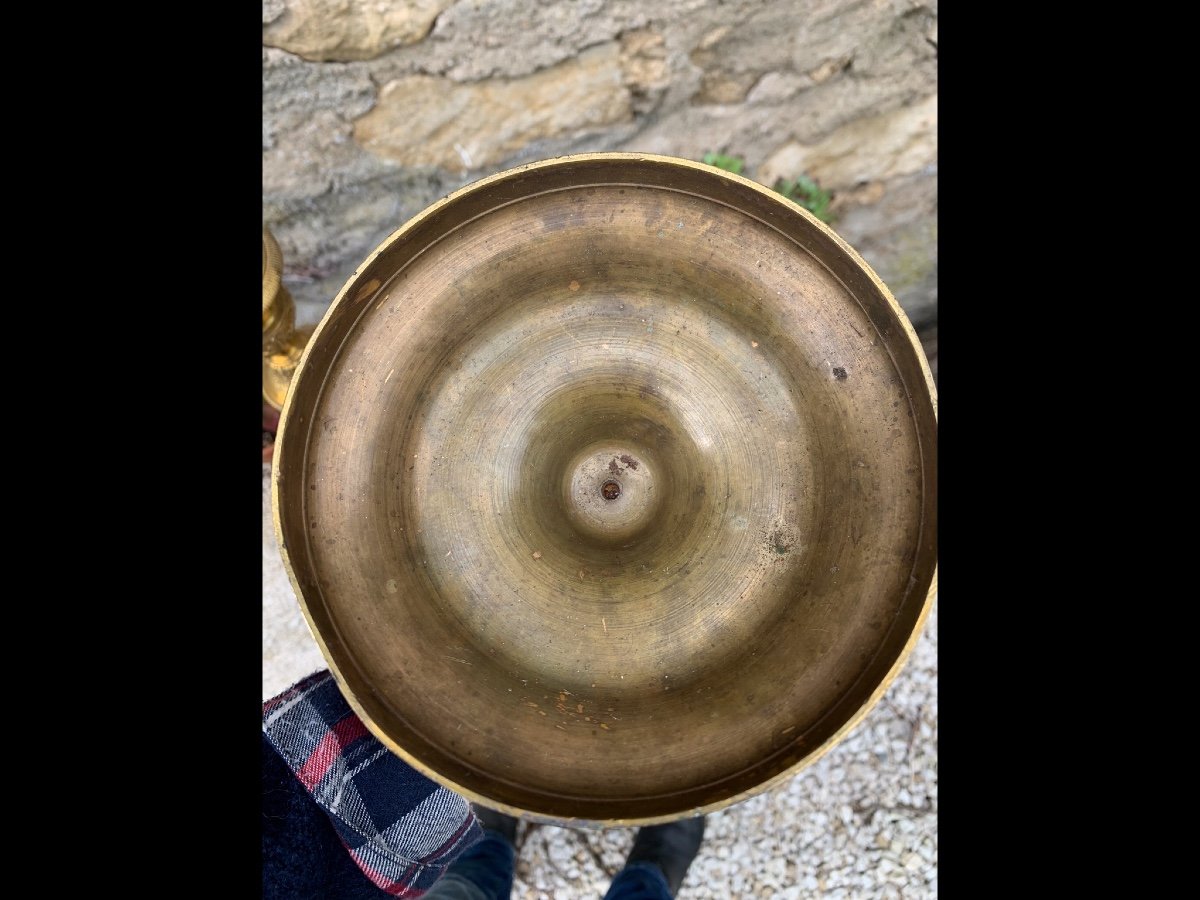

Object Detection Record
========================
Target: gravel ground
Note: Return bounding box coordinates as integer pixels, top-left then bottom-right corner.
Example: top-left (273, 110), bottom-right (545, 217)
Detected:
top-left (263, 467), bottom-right (938, 898)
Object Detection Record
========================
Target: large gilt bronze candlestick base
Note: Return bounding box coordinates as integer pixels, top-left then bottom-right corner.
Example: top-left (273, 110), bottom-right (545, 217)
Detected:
top-left (272, 154), bottom-right (937, 826)
top-left (262, 225), bottom-right (314, 411)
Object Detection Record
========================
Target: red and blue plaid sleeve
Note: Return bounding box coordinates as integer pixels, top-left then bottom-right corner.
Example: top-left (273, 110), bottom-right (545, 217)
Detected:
top-left (263, 670), bottom-right (483, 896)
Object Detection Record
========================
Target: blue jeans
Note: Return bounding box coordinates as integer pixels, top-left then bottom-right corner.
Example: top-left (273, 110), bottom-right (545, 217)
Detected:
top-left (423, 832), bottom-right (672, 900)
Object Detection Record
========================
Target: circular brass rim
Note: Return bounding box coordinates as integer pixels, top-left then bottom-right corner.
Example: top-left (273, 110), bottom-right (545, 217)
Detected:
top-left (273, 153), bottom-right (937, 825)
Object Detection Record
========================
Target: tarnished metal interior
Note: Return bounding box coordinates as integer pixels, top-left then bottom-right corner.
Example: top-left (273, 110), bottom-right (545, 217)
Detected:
top-left (273, 154), bottom-right (937, 824)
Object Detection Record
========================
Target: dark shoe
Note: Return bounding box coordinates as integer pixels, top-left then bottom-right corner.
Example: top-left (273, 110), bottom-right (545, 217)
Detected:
top-left (471, 803), bottom-right (518, 845)
top-left (624, 816), bottom-right (705, 896)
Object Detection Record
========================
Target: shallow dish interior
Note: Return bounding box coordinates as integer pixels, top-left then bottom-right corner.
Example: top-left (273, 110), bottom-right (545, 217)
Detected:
top-left (274, 155), bottom-right (937, 823)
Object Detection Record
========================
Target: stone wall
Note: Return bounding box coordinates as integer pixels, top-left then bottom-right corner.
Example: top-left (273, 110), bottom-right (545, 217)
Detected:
top-left (263, 0), bottom-right (937, 370)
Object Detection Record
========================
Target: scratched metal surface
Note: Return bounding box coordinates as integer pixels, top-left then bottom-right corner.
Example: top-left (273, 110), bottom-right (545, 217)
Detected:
top-left (269, 155), bottom-right (936, 825)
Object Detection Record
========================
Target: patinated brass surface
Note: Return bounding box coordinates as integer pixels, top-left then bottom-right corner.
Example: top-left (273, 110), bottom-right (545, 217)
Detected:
top-left (273, 154), bottom-right (937, 824)
top-left (262, 225), bottom-right (314, 410)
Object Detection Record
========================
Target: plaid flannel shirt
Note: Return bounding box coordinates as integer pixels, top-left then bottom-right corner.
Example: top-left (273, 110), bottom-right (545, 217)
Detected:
top-left (263, 670), bottom-right (483, 896)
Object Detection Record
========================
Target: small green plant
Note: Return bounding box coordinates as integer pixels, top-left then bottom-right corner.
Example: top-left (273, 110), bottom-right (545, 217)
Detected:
top-left (773, 174), bottom-right (833, 223)
top-left (701, 152), bottom-right (745, 175)
top-left (701, 152), bottom-right (834, 224)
